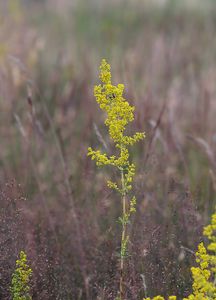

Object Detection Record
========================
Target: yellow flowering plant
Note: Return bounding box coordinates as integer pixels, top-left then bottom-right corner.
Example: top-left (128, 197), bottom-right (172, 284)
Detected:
top-left (10, 250), bottom-right (32, 300)
top-left (88, 59), bottom-right (145, 299)
top-left (183, 210), bottom-right (216, 300)
top-left (143, 209), bottom-right (216, 300)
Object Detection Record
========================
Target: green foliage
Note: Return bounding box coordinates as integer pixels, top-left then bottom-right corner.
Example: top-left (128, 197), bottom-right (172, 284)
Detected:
top-left (10, 251), bottom-right (32, 300)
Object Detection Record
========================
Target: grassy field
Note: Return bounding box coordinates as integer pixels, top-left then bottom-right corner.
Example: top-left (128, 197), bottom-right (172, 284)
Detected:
top-left (0, 1), bottom-right (216, 299)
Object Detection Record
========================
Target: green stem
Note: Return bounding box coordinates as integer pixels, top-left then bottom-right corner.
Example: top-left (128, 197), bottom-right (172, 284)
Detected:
top-left (120, 165), bottom-right (127, 300)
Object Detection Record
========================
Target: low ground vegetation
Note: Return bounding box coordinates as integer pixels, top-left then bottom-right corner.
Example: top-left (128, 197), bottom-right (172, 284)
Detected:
top-left (0, 1), bottom-right (216, 299)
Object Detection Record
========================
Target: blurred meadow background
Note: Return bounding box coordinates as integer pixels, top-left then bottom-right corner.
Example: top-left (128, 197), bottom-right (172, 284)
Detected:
top-left (0, 0), bottom-right (216, 299)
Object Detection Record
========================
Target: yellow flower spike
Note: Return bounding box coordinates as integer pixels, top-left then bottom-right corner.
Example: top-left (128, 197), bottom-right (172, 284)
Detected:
top-left (99, 59), bottom-right (111, 84)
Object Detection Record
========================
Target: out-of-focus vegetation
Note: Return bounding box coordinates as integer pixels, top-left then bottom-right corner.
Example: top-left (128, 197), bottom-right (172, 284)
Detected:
top-left (0, 0), bottom-right (216, 299)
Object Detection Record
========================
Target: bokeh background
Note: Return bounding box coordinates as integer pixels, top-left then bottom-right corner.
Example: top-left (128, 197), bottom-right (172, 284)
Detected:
top-left (0, 0), bottom-right (216, 299)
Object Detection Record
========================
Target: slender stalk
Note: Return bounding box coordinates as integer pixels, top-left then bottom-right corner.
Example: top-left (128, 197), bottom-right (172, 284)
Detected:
top-left (120, 167), bottom-right (126, 299)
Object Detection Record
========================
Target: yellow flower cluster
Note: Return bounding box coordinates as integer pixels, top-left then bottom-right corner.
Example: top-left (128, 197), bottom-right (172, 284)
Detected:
top-left (10, 251), bottom-right (32, 300)
top-left (88, 59), bottom-right (145, 196)
top-left (203, 211), bottom-right (216, 254)
top-left (93, 62), bottom-right (145, 145)
top-left (143, 296), bottom-right (176, 300)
